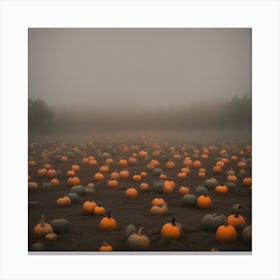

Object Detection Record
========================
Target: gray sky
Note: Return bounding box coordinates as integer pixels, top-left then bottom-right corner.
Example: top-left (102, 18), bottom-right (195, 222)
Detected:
top-left (28, 28), bottom-right (251, 108)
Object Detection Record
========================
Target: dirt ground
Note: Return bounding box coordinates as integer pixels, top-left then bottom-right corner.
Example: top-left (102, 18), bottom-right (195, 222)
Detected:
top-left (28, 131), bottom-right (252, 252)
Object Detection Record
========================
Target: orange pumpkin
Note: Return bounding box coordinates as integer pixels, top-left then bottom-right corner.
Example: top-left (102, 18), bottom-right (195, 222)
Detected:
top-left (215, 185), bottom-right (229, 194)
top-left (99, 242), bottom-right (113, 251)
top-left (83, 201), bottom-right (96, 214)
top-left (99, 210), bottom-right (117, 230)
top-left (37, 168), bottom-right (47, 176)
top-left (118, 159), bottom-right (128, 168)
top-left (196, 195), bottom-right (212, 209)
top-left (68, 176), bottom-right (81, 186)
top-left (179, 186), bottom-right (190, 196)
top-left (67, 170), bottom-right (75, 177)
top-left (227, 213), bottom-right (246, 227)
top-left (56, 196), bottom-right (71, 206)
top-left (161, 217), bottom-right (181, 239)
top-left (93, 172), bottom-right (105, 181)
top-left (60, 156), bottom-right (69, 163)
top-left (243, 177), bottom-right (252, 186)
top-left (151, 197), bottom-right (166, 206)
top-left (99, 165), bottom-right (109, 173)
top-left (119, 170), bottom-right (130, 179)
top-left (216, 224), bottom-right (237, 243)
top-left (72, 164), bottom-right (80, 171)
top-left (33, 215), bottom-right (53, 237)
top-left (192, 160), bottom-right (202, 169)
top-left (107, 179), bottom-right (119, 188)
top-left (166, 161), bottom-right (175, 169)
top-left (132, 174), bottom-right (142, 182)
top-left (50, 178), bottom-right (60, 187)
top-left (139, 183), bottom-right (149, 192)
top-left (125, 188), bottom-right (138, 198)
top-left (47, 169), bottom-right (57, 177)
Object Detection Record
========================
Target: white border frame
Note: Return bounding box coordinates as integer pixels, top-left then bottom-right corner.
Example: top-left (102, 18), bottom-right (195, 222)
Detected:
top-left (0, 1), bottom-right (279, 279)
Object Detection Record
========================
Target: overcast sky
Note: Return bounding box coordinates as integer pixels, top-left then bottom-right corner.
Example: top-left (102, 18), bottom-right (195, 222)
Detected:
top-left (28, 28), bottom-right (251, 108)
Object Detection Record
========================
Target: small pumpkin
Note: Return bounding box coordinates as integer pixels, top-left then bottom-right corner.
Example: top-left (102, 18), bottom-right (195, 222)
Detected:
top-left (196, 195), bottom-right (212, 209)
top-left (243, 177), bottom-right (252, 186)
top-left (161, 217), bottom-right (182, 240)
top-left (83, 201), bottom-right (96, 214)
top-left (216, 224), bottom-right (237, 243)
top-left (68, 176), bottom-right (81, 186)
top-left (182, 194), bottom-right (197, 207)
top-left (195, 186), bottom-right (209, 196)
top-left (227, 213), bottom-right (246, 227)
top-left (66, 193), bottom-right (80, 203)
top-left (152, 180), bottom-right (164, 193)
top-left (139, 183), bottom-right (149, 192)
top-left (94, 204), bottom-right (106, 216)
top-left (50, 219), bottom-right (70, 234)
top-left (31, 242), bottom-right (45, 251)
top-left (107, 179), bottom-right (119, 188)
top-left (125, 187), bottom-right (138, 198)
top-left (150, 204), bottom-right (168, 215)
top-left (127, 227), bottom-right (151, 250)
top-left (215, 185), bottom-right (229, 194)
top-left (70, 185), bottom-right (85, 196)
top-left (50, 178), bottom-right (60, 187)
top-left (201, 213), bottom-right (226, 232)
top-left (151, 197), bottom-right (166, 206)
top-left (99, 210), bottom-right (117, 230)
top-left (28, 181), bottom-right (38, 190)
top-left (33, 215), bottom-right (53, 237)
top-left (45, 232), bottom-right (58, 240)
top-left (179, 186), bottom-right (190, 196)
top-left (241, 225), bottom-right (252, 244)
top-left (203, 178), bottom-right (219, 189)
top-left (99, 242), bottom-right (113, 251)
top-left (56, 196), bottom-right (71, 206)
top-left (119, 170), bottom-right (130, 179)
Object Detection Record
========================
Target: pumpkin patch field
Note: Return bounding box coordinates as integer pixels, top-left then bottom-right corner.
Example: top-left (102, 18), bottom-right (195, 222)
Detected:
top-left (28, 133), bottom-right (252, 252)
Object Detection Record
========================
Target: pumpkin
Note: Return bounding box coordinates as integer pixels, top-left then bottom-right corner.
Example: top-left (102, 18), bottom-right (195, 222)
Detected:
top-left (99, 242), bottom-right (113, 251)
top-left (181, 167), bottom-right (190, 174)
top-left (119, 170), bottom-right (130, 179)
top-left (60, 156), bottom-right (68, 163)
top-left (192, 160), bottom-right (202, 169)
top-left (215, 185), bottom-right (229, 194)
top-left (67, 170), bottom-right (75, 177)
top-left (227, 213), bottom-right (246, 227)
top-left (110, 172), bottom-right (120, 180)
top-left (93, 172), bottom-right (105, 181)
top-left (226, 169), bottom-right (236, 176)
top-left (139, 183), bottom-right (149, 192)
top-left (31, 242), bottom-right (45, 251)
top-left (70, 185), bottom-right (85, 196)
top-left (231, 155), bottom-right (239, 162)
top-left (47, 169), bottom-right (57, 177)
top-left (139, 150), bottom-right (148, 158)
top-left (125, 187), bottom-right (138, 198)
top-left (82, 157), bottom-right (89, 165)
top-left (196, 195), bottom-right (212, 209)
top-left (124, 224), bottom-right (137, 239)
top-left (28, 182), bottom-right (38, 190)
top-left (151, 159), bottom-right (160, 167)
top-left (68, 176), bottom-right (81, 186)
top-left (216, 224), bottom-right (237, 243)
top-left (140, 171), bottom-right (147, 178)
top-left (237, 161), bottom-right (247, 169)
top-left (50, 178), bottom-right (60, 187)
top-left (195, 186), bottom-right (209, 196)
top-left (227, 175), bottom-right (238, 183)
top-left (118, 159), bottom-right (128, 168)
top-left (100, 165), bottom-right (109, 173)
top-left (94, 204), bottom-right (106, 216)
top-left (198, 171), bottom-right (206, 178)
top-left (128, 157), bottom-right (138, 165)
top-left (33, 215), bottom-right (53, 237)
top-left (243, 177), bottom-right (252, 186)
top-left (132, 174), bottom-right (142, 182)
top-left (37, 168), bottom-right (47, 176)
top-left (105, 158), bottom-right (114, 165)
top-left (45, 233), bottom-right (58, 240)
top-left (152, 168), bottom-right (162, 177)
top-left (201, 213), bottom-right (226, 232)
top-left (99, 210), bottom-right (117, 230)
top-left (72, 164), bottom-right (80, 171)
top-left (28, 160), bottom-right (36, 167)
top-left (56, 196), bottom-right (71, 206)
top-left (166, 161), bottom-right (175, 169)
top-left (203, 178), bottom-right (219, 189)
top-left (89, 159), bottom-right (97, 166)
top-left (241, 226), bottom-right (251, 244)
top-left (150, 204), bottom-right (168, 215)
top-left (182, 194), bottom-right (197, 207)
top-left (200, 154), bottom-right (208, 160)
top-left (127, 227), bottom-right (151, 250)
top-left (161, 217), bottom-right (181, 239)
top-left (212, 165), bottom-right (222, 175)
top-left (107, 179), bottom-right (119, 188)
top-left (152, 180), bottom-right (164, 193)
top-left (151, 197), bottom-right (166, 206)
top-left (83, 201), bottom-right (96, 214)
top-left (179, 186), bottom-right (190, 196)
top-left (177, 172), bottom-right (187, 179)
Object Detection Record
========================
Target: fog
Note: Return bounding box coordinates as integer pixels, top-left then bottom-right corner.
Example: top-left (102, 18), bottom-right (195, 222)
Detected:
top-left (28, 28), bottom-right (251, 109)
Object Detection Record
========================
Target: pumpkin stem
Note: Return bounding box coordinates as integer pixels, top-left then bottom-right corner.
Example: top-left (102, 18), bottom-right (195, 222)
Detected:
top-left (138, 227), bottom-right (144, 235)
top-left (107, 210), bottom-right (111, 219)
top-left (172, 217), bottom-right (176, 226)
top-left (40, 214), bottom-right (45, 227)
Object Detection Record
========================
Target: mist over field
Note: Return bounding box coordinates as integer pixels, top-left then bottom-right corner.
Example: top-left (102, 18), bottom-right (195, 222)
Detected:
top-left (28, 28), bottom-right (251, 139)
